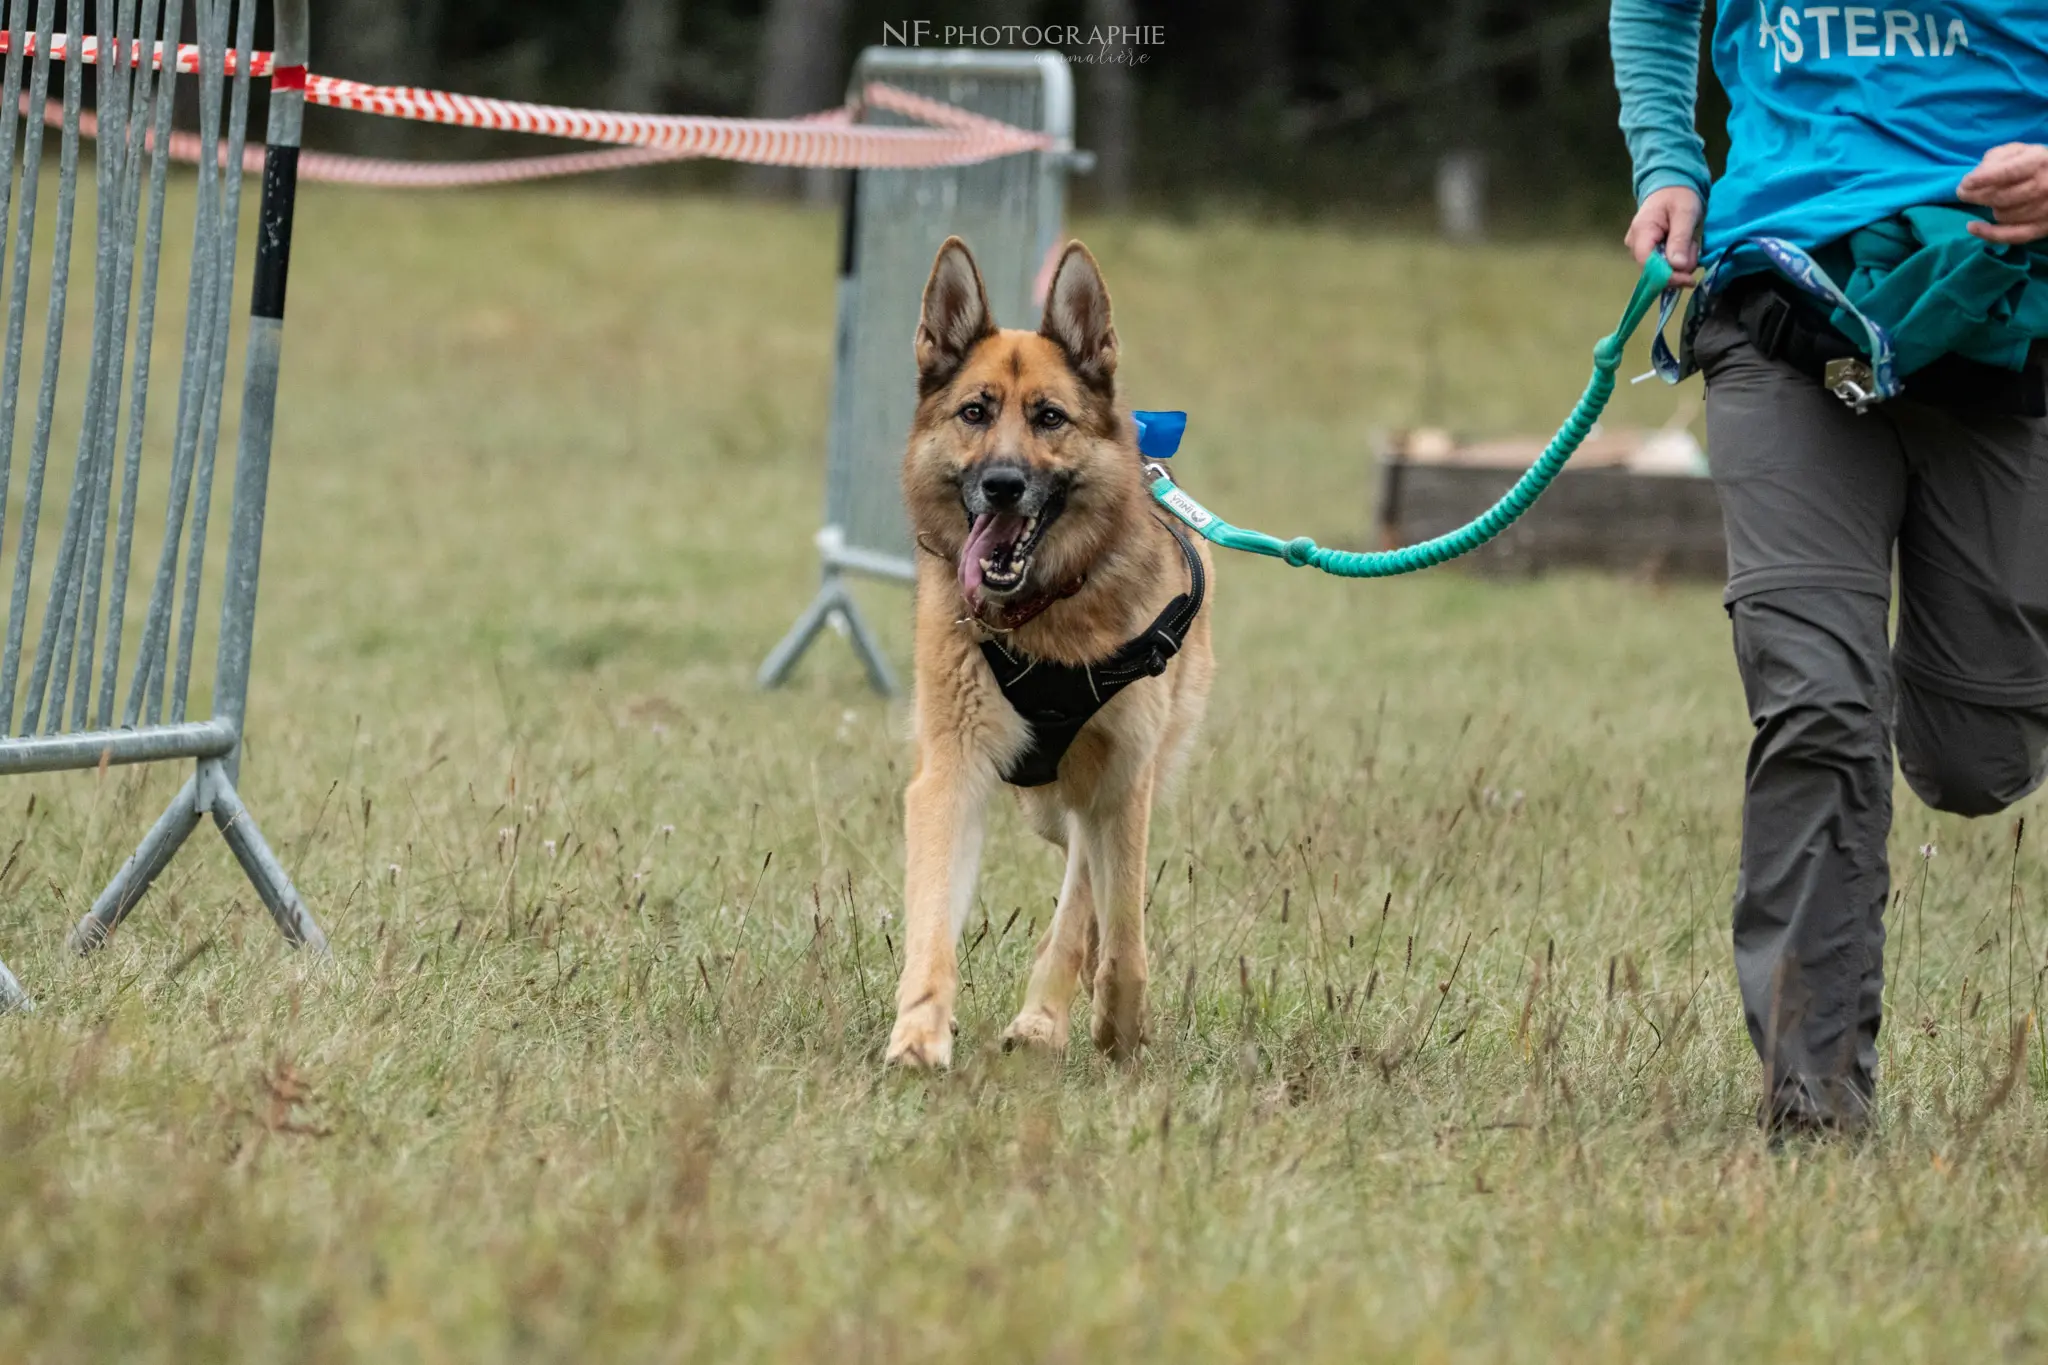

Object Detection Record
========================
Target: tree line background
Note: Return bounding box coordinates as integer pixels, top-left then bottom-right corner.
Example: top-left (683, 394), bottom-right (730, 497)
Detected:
top-left (302, 0), bottom-right (1731, 229)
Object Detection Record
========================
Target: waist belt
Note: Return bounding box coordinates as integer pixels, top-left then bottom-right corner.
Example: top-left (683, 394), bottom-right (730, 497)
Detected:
top-left (1730, 277), bottom-right (2047, 418)
top-left (980, 518), bottom-right (1205, 788)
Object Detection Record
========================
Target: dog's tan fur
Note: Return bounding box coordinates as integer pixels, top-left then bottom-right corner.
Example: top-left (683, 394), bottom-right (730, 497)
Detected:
top-left (885, 237), bottom-right (1214, 1068)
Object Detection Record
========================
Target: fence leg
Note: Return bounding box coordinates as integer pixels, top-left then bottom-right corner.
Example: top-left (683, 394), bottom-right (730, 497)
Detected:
top-left (70, 757), bottom-right (327, 957)
top-left (69, 772), bottom-right (205, 953)
top-left (758, 572), bottom-right (897, 696)
top-left (0, 954), bottom-right (27, 1012)
top-left (837, 582), bottom-right (899, 697)
top-left (204, 757), bottom-right (327, 954)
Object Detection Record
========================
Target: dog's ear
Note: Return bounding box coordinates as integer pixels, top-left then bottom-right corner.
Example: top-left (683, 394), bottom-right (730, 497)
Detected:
top-left (1038, 241), bottom-right (1117, 389)
top-left (916, 237), bottom-right (996, 391)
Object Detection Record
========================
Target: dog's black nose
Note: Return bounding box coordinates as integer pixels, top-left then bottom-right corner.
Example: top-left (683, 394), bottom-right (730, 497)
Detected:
top-left (976, 464), bottom-right (1028, 509)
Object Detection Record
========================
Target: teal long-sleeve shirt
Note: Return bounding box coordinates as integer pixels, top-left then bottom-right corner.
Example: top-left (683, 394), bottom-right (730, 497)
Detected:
top-left (1610, 1), bottom-right (2048, 376)
top-left (1611, 1), bottom-right (2048, 256)
top-left (1610, 0), bottom-right (1710, 207)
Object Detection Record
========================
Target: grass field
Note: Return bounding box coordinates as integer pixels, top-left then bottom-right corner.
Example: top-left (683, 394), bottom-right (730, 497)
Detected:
top-left (3, 187), bottom-right (2048, 1361)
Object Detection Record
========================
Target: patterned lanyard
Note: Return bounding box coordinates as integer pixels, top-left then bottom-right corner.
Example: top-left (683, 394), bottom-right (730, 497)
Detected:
top-left (1651, 237), bottom-right (1904, 410)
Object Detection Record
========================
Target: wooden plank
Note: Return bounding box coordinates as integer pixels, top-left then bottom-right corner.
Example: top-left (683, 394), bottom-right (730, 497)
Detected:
top-left (1376, 458), bottom-right (1726, 580)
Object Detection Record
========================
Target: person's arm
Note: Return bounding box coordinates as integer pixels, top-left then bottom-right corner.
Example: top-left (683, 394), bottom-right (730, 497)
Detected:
top-left (1612, 0), bottom-right (1709, 204)
top-left (1610, 0), bottom-right (1709, 275)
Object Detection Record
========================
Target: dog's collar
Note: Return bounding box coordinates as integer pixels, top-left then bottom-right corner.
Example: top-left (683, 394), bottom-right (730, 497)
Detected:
top-left (979, 518), bottom-right (1206, 787)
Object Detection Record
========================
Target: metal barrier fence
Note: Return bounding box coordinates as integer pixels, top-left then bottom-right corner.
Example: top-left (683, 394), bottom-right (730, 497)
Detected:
top-left (758, 47), bottom-right (1083, 695)
top-left (0, 0), bottom-right (313, 1011)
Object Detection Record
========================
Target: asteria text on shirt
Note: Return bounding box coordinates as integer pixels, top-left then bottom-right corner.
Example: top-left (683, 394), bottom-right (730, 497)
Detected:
top-left (1759, 7), bottom-right (1970, 70)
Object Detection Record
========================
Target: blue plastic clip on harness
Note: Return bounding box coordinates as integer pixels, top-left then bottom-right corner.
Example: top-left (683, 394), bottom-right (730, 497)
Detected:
top-left (1132, 409), bottom-right (1186, 460)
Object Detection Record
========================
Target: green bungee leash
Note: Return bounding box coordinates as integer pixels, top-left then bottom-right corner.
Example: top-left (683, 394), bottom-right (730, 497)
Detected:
top-left (1136, 252), bottom-right (1678, 578)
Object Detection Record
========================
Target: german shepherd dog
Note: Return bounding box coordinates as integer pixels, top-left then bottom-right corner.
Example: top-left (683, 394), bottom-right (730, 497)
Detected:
top-left (885, 237), bottom-right (1214, 1068)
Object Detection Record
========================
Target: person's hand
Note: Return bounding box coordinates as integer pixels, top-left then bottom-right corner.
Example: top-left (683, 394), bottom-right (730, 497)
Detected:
top-left (1624, 185), bottom-right (1703, 284)
top-left (1959, 144), bottom-right (2048, 244)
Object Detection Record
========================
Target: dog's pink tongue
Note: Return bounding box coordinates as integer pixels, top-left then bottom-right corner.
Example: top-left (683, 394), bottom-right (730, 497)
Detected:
top-left (959, 511), bottom-right (1025, 605)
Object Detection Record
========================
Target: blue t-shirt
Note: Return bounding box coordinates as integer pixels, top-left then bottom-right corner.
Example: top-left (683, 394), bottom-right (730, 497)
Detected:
top-left (1614, 1), bottom-right (2048, 256)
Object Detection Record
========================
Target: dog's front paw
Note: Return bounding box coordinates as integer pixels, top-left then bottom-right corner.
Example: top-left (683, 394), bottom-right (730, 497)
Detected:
top-left (1001, 1006), bottom-right (1070, 1054)
top-left (885, 1004), bottom-right (955, 1069)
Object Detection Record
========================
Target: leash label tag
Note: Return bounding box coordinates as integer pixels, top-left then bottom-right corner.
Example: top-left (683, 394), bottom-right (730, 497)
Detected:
top-left (1160, 487), bottom-right (1214, 530)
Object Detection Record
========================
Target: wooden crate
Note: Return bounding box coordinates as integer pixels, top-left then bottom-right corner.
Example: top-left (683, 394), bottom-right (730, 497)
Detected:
top-left (1374, 427), bottom-right (1726, 580)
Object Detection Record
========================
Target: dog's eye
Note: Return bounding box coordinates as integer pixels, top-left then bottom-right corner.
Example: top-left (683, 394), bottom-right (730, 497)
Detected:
top-left (958, 402), bottom-right (989, 426)
top-left (1035, 408), bottom-right (1067, 431)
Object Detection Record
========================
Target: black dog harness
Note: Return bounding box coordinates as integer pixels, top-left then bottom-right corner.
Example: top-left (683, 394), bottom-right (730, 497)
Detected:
top-left (978, 519), bottom-right (1206, 787)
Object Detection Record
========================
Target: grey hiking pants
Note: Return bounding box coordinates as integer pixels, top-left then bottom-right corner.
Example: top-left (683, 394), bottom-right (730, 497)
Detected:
top-left (1698, 308), bottom-right (2048, 1126)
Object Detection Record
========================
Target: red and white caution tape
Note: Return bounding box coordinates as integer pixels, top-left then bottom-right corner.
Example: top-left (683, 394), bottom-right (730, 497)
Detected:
top-left (300, 76), bottom-right (1046, 168)
top-left (45, 97), bottom-right (859, 189)
top-left (0, 33), bottom-right (278, 76)
top-left (1, 34), bottom-right (1052, 175)
top-left (850, 82), bottom-right (1035, 142)
top-left (292, 144), bottom-right (694, 189)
